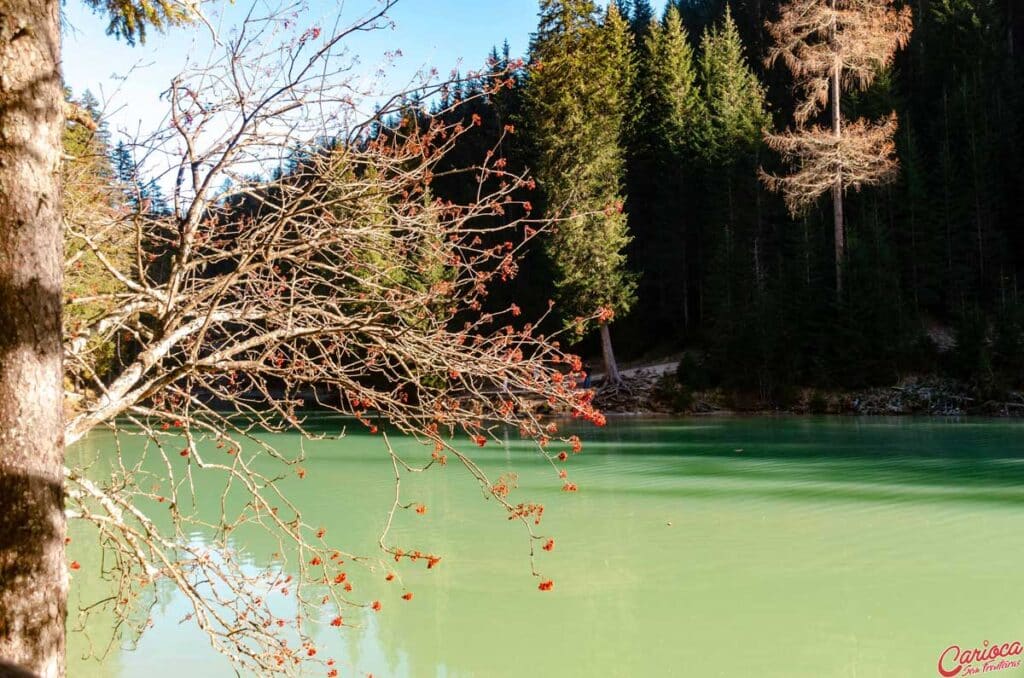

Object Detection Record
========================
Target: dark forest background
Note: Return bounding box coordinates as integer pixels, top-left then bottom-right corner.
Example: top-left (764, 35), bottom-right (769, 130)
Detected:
top-left (480, 0), bottom-right (1024, 402)
top-left (91, 0), bottom-right (1024, 405)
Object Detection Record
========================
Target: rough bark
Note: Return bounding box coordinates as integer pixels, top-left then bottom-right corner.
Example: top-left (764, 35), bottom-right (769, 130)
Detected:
top-left (0, 1), bottom-right (68, 676)
top-left (599, 321), bottom-right (622, 386)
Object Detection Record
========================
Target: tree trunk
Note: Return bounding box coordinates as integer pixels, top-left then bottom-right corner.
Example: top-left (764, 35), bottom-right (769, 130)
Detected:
top-left (940, 87), bottom-right (953, 275)
top-left (831, 60), bottom-right (845, 296)
top-left (754, 151), bottom-right (764, 297)
top-left (599, 322), bottom-right (622, 386)
top-left (803, 217), bottom-right (810, 286)
top-left (0, 1), bottom-right (68, 676)
top-left (681, 245), bottom-right (690, 328)
top-left (1009, 0), bottom-right (1020, 57)
top-left (725, 177), bottom-right (735, 308)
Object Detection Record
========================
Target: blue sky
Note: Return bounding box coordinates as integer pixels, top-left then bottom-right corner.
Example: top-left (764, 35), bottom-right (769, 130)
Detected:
top-left (62, 0), bottom-right (542, 138)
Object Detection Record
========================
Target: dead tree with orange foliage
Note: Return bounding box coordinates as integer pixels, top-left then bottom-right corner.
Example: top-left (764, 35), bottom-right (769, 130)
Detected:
top-left (760, 0), bottom-right (912, 294)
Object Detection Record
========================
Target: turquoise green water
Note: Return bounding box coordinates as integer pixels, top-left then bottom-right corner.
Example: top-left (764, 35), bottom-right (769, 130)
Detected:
top-left (66, 417), bottom-right (1024, 677)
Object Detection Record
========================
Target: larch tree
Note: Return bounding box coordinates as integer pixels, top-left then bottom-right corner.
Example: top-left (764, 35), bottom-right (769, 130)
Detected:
top-left (526, 0), bottom-right (637, 387)
top-left (760, 0), bottom-right (913, 294)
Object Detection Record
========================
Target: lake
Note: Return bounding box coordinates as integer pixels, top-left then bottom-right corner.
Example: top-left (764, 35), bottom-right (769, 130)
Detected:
top-left (66, 416), bottom-right (1024, 677)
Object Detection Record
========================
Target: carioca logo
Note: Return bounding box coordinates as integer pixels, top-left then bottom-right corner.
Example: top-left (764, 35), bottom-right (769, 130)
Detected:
top-left (937, 640), bottom-right (1023, 677)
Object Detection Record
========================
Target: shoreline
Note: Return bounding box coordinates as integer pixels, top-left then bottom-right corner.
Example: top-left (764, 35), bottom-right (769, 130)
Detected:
top-left (585, 371), bottom-right (1024, 418)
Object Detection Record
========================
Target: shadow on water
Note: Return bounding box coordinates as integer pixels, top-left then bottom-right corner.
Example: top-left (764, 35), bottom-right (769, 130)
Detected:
top-left (547, 416), bottom-right (1024, 507)
top-left (191, 412), bottom-right (1024, 495)
top-left (108, 414), bottom-right (1024, 500)
top-left (271, 413), bottom-right (1024, 507)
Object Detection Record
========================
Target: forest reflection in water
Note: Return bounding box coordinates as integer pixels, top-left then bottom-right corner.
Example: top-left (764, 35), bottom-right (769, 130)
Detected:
top-left (67, 416), bottom-right (1024, 677)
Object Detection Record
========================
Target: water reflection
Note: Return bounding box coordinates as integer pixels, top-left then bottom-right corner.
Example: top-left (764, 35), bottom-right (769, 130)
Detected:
top-left (69, 417), bottom-right (1024, 677)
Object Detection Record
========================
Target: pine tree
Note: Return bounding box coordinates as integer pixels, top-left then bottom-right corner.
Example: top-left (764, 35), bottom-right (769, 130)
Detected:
top-left (81, 0), bottom-right (196, 45)
top-left (62, 91), bottom-right (135, 385)
top-left (629, 0), bottom-right (656, 37)
top-left (761, 0), bottom-right (913, 294)
top-left (111, 140), bottom-right (168, 213)
top-left (527, 0), bottom-right (637, 386)
top-left (676, 0), bottom-right (727, 36)
top-left (76, 90), bottom-right (109, 148)
top-left (697, 4), bottom-right (770, 291)
top-left (696, 4), bottom-right (773, 381)
top-left (921, 0), bottom-right (1017, 311)
top-left (699, 5), bottom-right (769, 163)
top-left (647, 6), bottom-right (703, 157)
top-left (629, 5), bottom-right (704, 329)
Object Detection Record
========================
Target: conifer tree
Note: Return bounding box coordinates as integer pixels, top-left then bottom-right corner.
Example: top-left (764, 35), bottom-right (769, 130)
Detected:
top-left (527, 0), bottom-right (637, 386)
top-left (676, 0), bottom-right (728, 36)
top-left (62, 91), bottom-right (135, 385)
top-left (760, 0), bottom-right (913, 294)
top-left (648, 6), bottom-right (704, 159)
top-left (629, 5), bottom-right (704, 328)
top-left (629, 0), bottom-right (656, 37)
top-left (699, 5), bottom-right (770, 163)
top-left (111, 140), bottom-right (159, 212)
top-left (82, 0), bottom-right (198, 45)
top-left (698, 4), bottom-right (771, 312)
